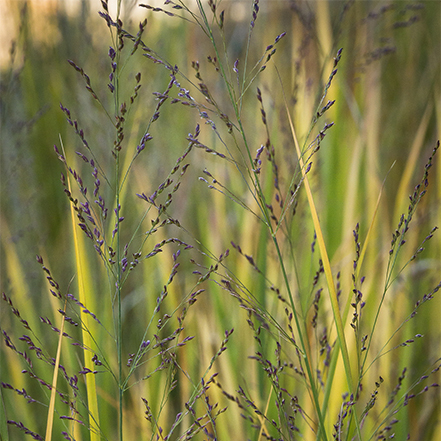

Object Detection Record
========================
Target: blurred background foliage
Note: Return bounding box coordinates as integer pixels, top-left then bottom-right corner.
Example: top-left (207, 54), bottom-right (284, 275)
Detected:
top-left (1, 0), bottom-right (440, 440)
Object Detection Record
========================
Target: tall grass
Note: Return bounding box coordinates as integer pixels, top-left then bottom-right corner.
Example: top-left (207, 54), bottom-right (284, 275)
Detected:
top-left (1, 1), bottom-right (440, 440)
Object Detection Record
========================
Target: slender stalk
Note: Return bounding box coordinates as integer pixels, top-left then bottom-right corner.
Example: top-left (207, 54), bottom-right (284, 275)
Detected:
top-left (116, 159), bottom-right (123, 441)
top-left (272, 234), bottom-right (329, 440)
top-left (111, 6), bottom-right (123, 439)
top-left (45, 296), bottom-right (67, 441)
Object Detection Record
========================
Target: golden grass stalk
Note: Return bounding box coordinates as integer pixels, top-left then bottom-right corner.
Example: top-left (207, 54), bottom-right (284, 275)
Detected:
top-left (257, 388), bottom-right (272, 441)
top-left (44, 297), bottom-right (67, 441)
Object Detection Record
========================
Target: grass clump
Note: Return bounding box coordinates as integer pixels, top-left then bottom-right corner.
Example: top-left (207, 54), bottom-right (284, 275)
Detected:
top-left (1, 0), bottom-right (440, 440)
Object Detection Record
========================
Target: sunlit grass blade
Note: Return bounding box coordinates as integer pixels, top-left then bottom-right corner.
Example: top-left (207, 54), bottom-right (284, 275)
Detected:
top-left (320, 166), bottom-right (392, 423)
top-left (44, 297), bottom-right (67, 441)
top-left (281, 68), bottom-right (361, 439)
top-left (257, 387), bottom-right (272, 441)
top-left (60, 136), bottom-right (101, 441)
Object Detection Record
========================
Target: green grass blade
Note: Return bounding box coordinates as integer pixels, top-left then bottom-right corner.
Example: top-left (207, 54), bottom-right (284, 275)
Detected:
top-left (61, 137), bottom-right (101, 441)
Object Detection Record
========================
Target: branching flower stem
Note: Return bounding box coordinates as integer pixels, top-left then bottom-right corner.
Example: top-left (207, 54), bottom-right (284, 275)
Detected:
top-left (108, 8), bottom-right (124, 439)
top-left (194, 2), bottom-right (330, 438)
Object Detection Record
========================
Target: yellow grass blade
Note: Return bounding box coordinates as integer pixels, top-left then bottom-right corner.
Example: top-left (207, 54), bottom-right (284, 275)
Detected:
top-left (45, 297), bottom-right (67, 441)
top-left (60, 136), bottom-right (101, 441)
top-left (284, 103), bottom-right (353, 381)
top-left (257, 387), bottom-right (272, 441)
top-left (281, 83), bottom-right (361, 438)
top-left (321, 159), bottom-right (393, 420)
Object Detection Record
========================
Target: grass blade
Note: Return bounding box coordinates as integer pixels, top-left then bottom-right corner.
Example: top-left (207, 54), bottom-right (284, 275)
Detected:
top-left (281, 74), bottom-right (361, 439)
top-left (61, 136), bottom-right (101, 441)
top-left (44, 297), bottom-right (67, 441)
